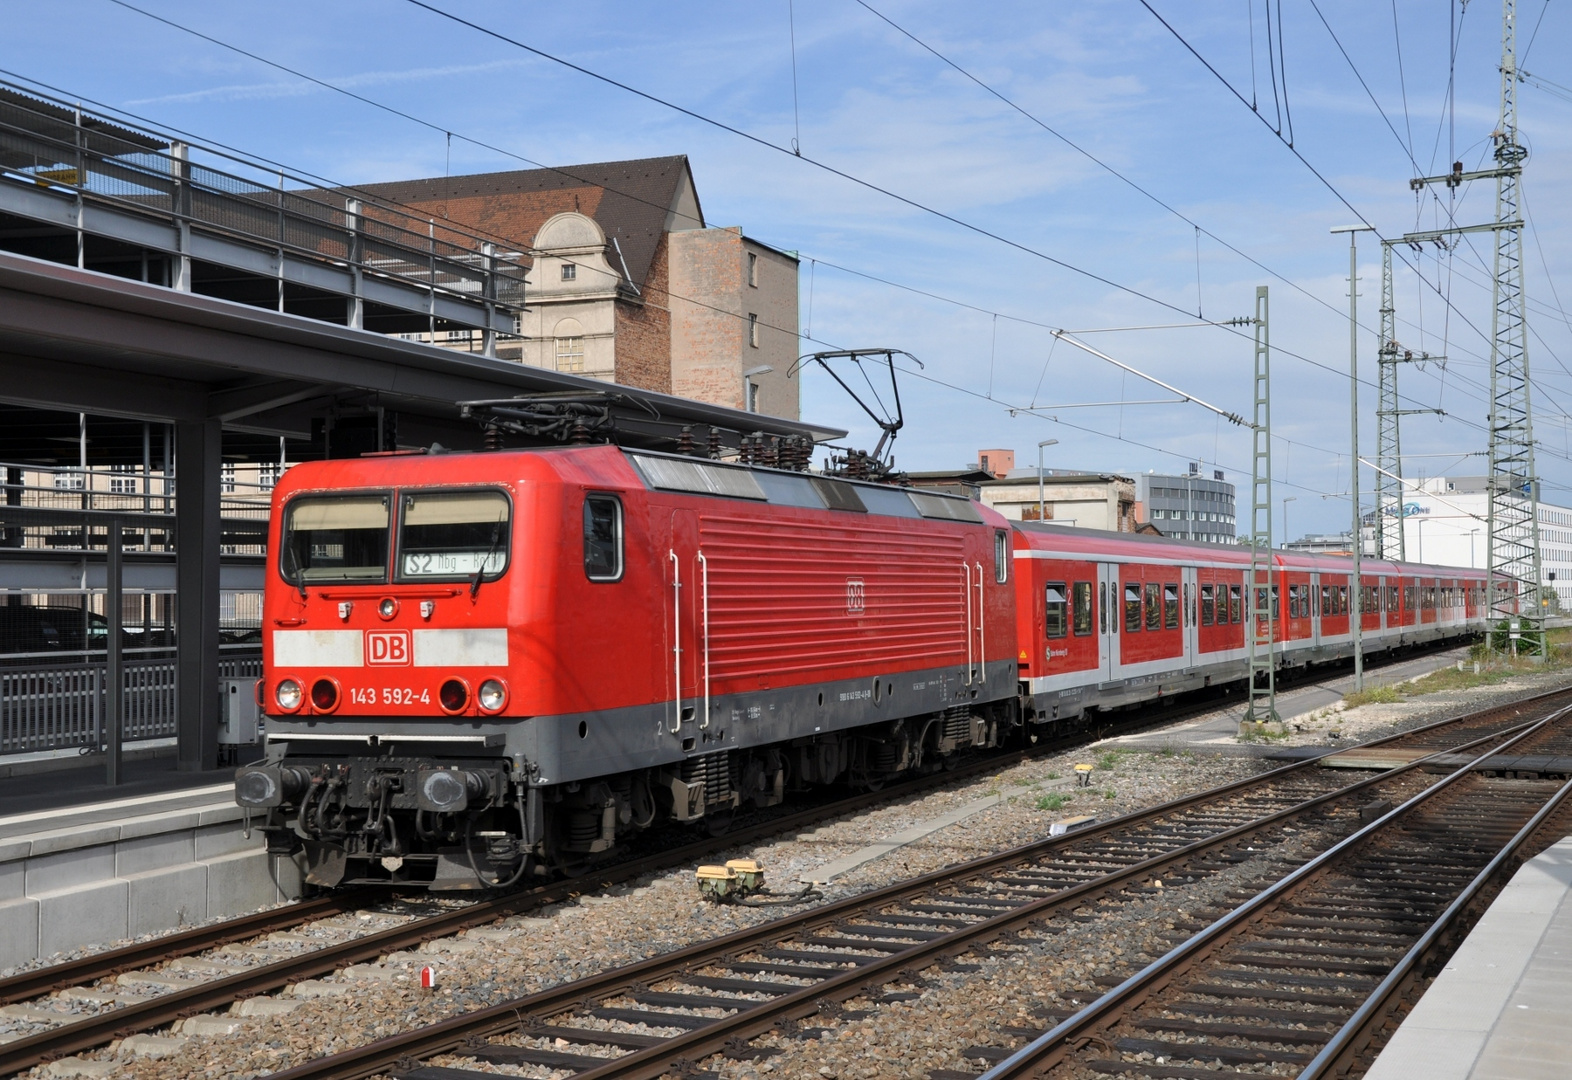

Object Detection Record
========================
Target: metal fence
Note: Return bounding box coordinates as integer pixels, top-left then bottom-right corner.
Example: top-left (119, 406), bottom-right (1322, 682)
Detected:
top-left (0, 647), bottom-right (260, 757)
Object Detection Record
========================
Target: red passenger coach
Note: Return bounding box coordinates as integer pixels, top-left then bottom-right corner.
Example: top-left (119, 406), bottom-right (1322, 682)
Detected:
top-left (1012, 524), bottom-right (1489, 726)
top-left (239, 445), bottom-right (1019, 888)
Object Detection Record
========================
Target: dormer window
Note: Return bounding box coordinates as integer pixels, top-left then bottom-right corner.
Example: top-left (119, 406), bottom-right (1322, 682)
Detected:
top-left (561, 263), bottom-right (577, 281)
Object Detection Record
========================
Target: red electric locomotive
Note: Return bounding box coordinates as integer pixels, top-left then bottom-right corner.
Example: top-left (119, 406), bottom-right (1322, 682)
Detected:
top-left (236, 444), bottom-right (1020, 887)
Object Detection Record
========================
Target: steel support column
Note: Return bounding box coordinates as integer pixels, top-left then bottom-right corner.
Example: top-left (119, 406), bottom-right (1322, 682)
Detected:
top-left (1245, 286), bottom-right (1278, 724)
top-left (175, 417), bottom-right (221, 771)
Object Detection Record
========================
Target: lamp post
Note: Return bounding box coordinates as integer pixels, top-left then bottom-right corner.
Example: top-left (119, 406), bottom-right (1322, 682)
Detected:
top-left (1469, 527), bottom-right (1480, 568)
top-left (1037, 439), bottom-right (1059, 522)
top-left (1283, 496), bottom-right (1297, 548)
top-left (743, 365), bottom-right (773, 413)
top-left (1333, 224), bottom-right (1374, 692)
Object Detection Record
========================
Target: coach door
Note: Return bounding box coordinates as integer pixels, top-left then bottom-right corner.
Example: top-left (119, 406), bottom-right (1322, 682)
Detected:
top-left (1097, 562), bottom-right (1119, 682)
top-left (1182, 565), bottom-right (1199, 669)
top-left (666, 509), bottom-right (704, 745)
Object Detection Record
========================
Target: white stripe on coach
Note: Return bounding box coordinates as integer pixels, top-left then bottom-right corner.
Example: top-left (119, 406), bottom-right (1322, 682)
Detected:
top-left (412, 628), bottom-right (508, 667)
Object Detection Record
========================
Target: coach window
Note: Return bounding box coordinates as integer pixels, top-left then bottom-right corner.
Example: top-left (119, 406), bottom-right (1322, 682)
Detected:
top-left (1044, 583), bottom-right (1068, 638)
top-left (1163, 584), bottom-right (1179, 629)
top-left (1229, 584), bottom-right (1242, 623)
top-left (583, 495), bottom-right (624, 581)
top-left (1271, 585), bottom-right (1280, 621)
top-left (1072, 582), bottom-right (1093, 636)
top-left (398, 490), bottom-right (511, 582)
top-left (1125, 583), bottom-right (1142, 632)
top-left (994, 531), bottom-right (1009, 583)
top-left (1099, 582), bottom-right (1108, 634)
top-left (1201, 584), bottom-right (1215, 626)
top-left (1144, 582), bottom-right (1161, 631)
top-left (281, 493), bottom-right (390, 584)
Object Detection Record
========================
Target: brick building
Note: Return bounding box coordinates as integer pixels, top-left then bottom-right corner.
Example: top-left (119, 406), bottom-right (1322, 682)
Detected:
top-left (350, 156), bottom-right (799, 419)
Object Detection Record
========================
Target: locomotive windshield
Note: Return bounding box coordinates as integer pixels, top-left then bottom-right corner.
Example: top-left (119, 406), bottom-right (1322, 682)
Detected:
top-left (280, 494), bottom-right (391, 584)
top-left (398, 490), bottom-right (510, 581)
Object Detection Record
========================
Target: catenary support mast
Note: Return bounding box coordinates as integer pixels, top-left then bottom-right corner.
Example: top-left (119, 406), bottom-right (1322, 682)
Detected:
top-left (1245, 286), bottom-right (1278, 724)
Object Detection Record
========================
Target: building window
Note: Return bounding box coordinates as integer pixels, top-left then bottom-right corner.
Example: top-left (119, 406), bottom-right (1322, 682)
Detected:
top-left (221, 464), bottom-right (236, 494)
top-left (54, 470), bottom-right (84, 490)
top-left (109, 465), bottom-right (138, 495)
top-left (561, 263), bottom-right (577, 281)
top-left (555, 337), bottom-right (585, 373)
top-left (746, 381), bottom-right (760, 413)
top-left (747, 251), bottom-right (758, 287)
top-left (748, 313), bottom-right (759, 348)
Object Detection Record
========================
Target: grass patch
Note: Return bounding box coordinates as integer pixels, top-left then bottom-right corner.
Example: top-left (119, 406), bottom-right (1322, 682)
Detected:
top-left (1096, 748), bottom-right (1132, 772)
top-left (1103, 788), bottom-right (1117, 800)
top-left (1010, 776), bottom-right (1038, 787)
top-left (1342, 684), bottom-right (1403, 708)
top-left (1045, 771), bottom-right (1061, 781)
top-left (1236, 723), bottom-right (1292, 744)
top-left (1035, 792), bottom-right (1072, 812)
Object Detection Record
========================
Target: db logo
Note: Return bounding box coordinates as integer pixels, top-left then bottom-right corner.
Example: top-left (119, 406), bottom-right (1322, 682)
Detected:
top-left (366, 630), bottom-right (411, 666)
top-left (845, 578), bottom-right (866, 616)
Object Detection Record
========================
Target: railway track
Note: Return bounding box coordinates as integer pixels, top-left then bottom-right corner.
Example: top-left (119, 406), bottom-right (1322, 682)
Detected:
top-left (212, 688), bottom-right (1572, 1080)
top-left (0, 643), bottom-right (1456, 1074)
top-left (971, 706), bottom-right (1572, 1079)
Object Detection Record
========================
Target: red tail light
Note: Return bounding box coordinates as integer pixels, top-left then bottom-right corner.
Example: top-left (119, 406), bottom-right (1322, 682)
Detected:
top-left (439, 678), bottom-right (469, 714)
top-left (310, 678), bottom-right (340, 713)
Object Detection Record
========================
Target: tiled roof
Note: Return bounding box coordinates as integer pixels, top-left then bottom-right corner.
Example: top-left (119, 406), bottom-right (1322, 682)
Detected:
top-left (345, 156), bottom-right (700, 290)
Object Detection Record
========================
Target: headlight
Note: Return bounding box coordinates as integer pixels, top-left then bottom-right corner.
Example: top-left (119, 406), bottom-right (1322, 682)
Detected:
top-left (478, 678), bottom-right (507, 713)
top-left (439, 678), bottom-right (469, 714)
top-left (417, 768), bottom-right (486, 812)
top-left (378, 597), bottom-right (398, 620)
top-left (275, 679), bottom-right (302, 711)
top-left (310, 678), bottom-right (339, 712)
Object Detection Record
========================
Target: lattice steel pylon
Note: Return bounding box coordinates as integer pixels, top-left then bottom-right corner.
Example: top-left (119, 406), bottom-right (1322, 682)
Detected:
top-left (1374, 243), bottom-right (1405, 562)
top-left (1244, 285), bottom-right (1278, 724)
top-left (1487, 0), bottom-right (1543, 653)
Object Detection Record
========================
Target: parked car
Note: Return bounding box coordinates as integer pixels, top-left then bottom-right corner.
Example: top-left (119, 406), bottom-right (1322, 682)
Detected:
top-left (0, 605), bottom-right (109, 655)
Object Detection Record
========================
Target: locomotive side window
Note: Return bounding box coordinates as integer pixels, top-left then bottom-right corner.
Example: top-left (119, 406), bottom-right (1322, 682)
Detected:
top-left (1072, 582), bottom-right (1093, 636)
top-left (1144, 583), bottom-right (1161, 631)
top-left (1044, 583), bottom-right (1067, 638)
top-left (1200, 584), bottom-right (1215, 626)
top-left (1163, 584), bottom-right (1179, 629)
top-left (1124, 583), bottom-right (1141, 632)
top-left (281, 494), bottom-right (390, 584)
top-left (583, 495), bottom-right (624, 581)
top-left (398, 490), bottom-right (510, 581)
top-left (1229, 584), bottom-right (1242, 623)
top-left (994, 531), bottom-right (1009, 583)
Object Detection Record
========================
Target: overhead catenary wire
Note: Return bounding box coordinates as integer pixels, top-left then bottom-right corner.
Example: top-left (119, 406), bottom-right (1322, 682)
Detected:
top-left (84, 2), bottom-right (1572, 487)
top-left (92, 0), bottom-right (1525, 461)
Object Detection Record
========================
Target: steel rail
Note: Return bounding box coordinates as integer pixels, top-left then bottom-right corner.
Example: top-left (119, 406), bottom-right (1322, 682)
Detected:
top-left (0, 644), bottom-right (1527, 1075)
top-left (0, 640), bottom-right (1466, 1020)
top-left (974, 704), bottom-right (1572, 1079)
top-left (1301, 759), bottom-right (1572, 1077)
top-left (0, 891), bottom-right (368, 1007)
top-left (256, 696), bottom-right (1563, 1080)
top-left (0, 734), bottom-right (1080, 1076)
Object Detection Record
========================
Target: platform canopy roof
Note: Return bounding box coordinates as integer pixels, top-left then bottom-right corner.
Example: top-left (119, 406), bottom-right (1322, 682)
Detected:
top-left (0, 251), bottom-right (843, 461)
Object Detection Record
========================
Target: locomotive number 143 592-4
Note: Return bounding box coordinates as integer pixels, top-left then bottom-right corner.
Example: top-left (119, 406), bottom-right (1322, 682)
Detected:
top-left (348, 687), bottom-right (431, 706)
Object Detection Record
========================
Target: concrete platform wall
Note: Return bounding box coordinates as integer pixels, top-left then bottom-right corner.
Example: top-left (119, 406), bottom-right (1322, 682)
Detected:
top-left (0, 803), bottom-right (303, 969)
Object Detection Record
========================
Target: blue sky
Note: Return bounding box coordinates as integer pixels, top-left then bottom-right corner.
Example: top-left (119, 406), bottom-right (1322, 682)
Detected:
top-left (4, 1), bottom-right (1569, 541)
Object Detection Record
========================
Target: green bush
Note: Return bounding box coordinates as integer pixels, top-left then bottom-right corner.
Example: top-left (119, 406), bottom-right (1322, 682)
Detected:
top-left (1035, 793), bottom-right (1071, 812)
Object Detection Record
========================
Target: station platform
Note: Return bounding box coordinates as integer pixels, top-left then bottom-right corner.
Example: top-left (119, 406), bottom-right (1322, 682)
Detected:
top-left (0, 762), bottom-right (302, 970)
top-left (1365, 834), bottom-right (1572, 1080)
